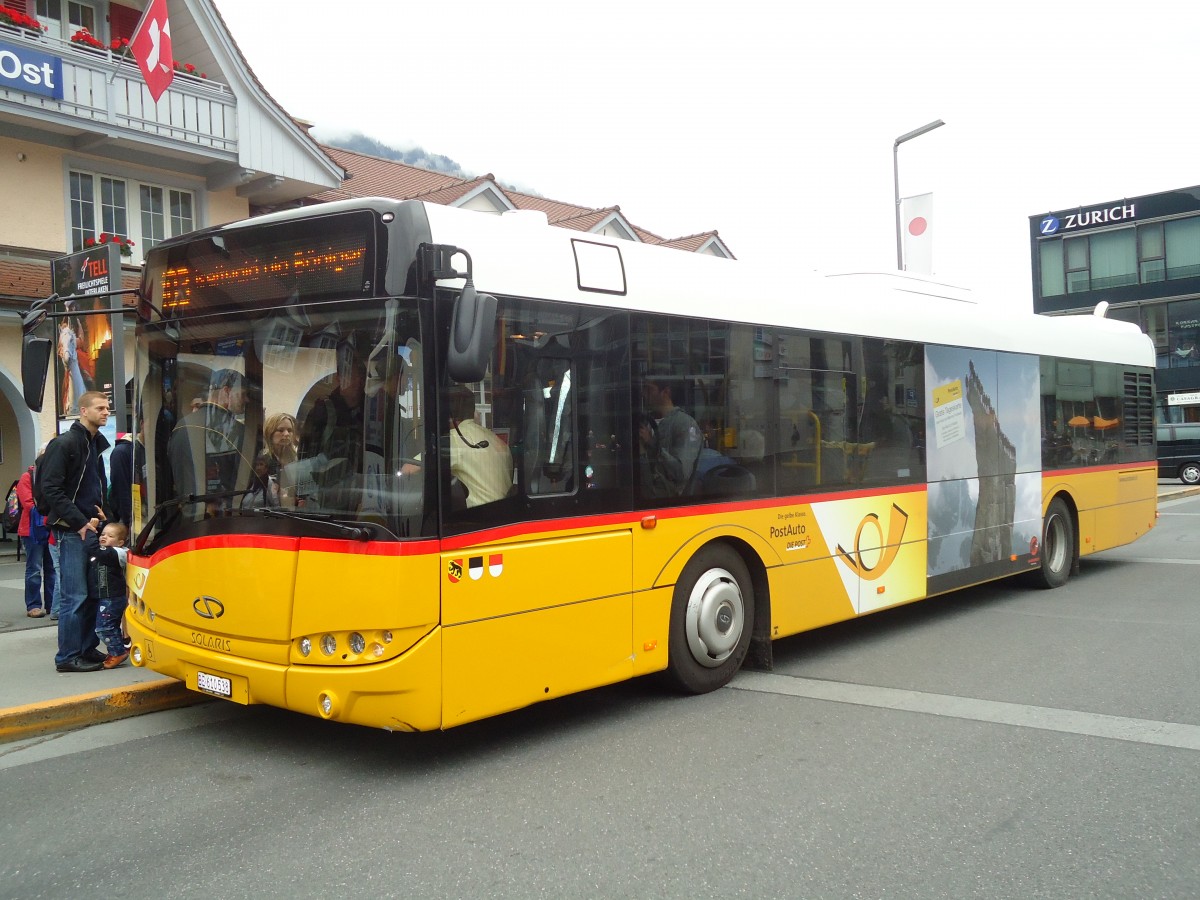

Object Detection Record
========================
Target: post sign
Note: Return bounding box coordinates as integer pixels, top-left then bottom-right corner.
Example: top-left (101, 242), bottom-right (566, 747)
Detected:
top-left (0, 39), bottom-right (64, 100)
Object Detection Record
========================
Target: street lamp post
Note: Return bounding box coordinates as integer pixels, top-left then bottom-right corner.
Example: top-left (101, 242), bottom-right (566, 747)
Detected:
top-left (893, 119), bottom-right (945, 270)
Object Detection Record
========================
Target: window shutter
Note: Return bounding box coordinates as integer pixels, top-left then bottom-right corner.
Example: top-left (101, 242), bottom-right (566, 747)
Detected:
top-left (109, 3), bottom-right (141, 41)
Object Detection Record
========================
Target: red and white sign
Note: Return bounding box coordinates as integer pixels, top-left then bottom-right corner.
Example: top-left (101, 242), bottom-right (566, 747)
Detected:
top-left (130, 0), bottom-right (174, 102)
top-left (900, 192), bottom-right (933, 275)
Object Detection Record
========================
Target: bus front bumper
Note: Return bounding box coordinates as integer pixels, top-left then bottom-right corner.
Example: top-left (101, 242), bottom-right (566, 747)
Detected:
top-left (125, 618), bottom-right (443, 732)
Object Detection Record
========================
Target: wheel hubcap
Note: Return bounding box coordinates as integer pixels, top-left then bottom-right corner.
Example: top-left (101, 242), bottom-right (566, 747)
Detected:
top-left (1045, 514), bottom-right (1067, 572)
top-left (685, 567), bottom-right (745, 668)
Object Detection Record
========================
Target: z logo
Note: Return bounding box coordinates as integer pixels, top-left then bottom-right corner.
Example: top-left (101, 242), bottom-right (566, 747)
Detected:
top-left (836, 504), bottom-right (909, 581)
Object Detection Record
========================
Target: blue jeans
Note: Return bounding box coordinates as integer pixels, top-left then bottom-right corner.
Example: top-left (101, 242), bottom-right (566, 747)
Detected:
top-left (96, 593), bottom-right (128, 657)
top-left (22, 537), bottom-right (55, 612)
top-left (53, 528), bottom-right (99, 667)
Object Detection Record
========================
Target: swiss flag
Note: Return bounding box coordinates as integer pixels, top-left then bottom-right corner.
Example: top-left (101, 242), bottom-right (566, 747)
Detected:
top-left (130, 0), bottom-right (174, 102)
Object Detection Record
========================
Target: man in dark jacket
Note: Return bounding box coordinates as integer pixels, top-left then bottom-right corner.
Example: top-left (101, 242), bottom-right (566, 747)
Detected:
top-left (108, 427), bottom-right (144, 528)
top-left (298, 349), bottom-right (365, 511)
top-left (40, 390), bottom-right (112, 673)
top-left (167, 368), bottom-right (247, 519)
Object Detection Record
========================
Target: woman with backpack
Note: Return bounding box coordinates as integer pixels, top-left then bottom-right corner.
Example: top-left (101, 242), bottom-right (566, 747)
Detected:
top-left (16, 443), bottom-right (56, 618)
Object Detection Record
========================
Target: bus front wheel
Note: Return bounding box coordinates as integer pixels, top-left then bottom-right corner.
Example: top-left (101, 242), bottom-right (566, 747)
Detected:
top-left (666, 545), bottom-right (754, 694)
top-left (1032, 497), bottom-right (1075, 589)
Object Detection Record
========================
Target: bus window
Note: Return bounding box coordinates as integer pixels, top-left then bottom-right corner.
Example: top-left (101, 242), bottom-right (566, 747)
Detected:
top-left (138, 297), bottom-right (428, 551)
top-left (442, 296), bottom-right (632, 533)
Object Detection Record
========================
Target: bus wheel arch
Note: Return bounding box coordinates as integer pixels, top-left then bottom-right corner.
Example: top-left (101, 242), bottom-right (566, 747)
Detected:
top-left (1032, 493), bottom-right (1077, 589)
top-left (665, 539), bottom-right (768, 693)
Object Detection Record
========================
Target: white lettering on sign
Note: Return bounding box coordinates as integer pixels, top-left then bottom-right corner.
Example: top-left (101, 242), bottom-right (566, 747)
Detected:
top-left (1061, 204), bottom-right (1136, 231)
top-left (0, 50), bottom-right (56, 90)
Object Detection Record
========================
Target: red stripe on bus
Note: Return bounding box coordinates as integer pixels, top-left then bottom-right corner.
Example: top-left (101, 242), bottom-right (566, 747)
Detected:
top-left (440, 483), bottom-right (927, 550)
top-left (131, 535), bottom-right (439, 566)
top-left (131, 482), bottom-right (931, 564)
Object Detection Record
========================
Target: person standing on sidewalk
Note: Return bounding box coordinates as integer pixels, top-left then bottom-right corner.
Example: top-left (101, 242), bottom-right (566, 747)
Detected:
top-left (108, 424), bottom-right (147, 528)
top-left (15, 443), bottom-right (55, 618)
top-left (89, 521), bottom-right (129, 669)
top-left (40, 391), bottom-right (112, 674)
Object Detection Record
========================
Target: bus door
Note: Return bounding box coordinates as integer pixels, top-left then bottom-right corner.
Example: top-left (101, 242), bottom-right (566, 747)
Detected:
top-left (438, 345), bottom-right (635, 727)
top-left (439, 529), bottom-right (634, 727)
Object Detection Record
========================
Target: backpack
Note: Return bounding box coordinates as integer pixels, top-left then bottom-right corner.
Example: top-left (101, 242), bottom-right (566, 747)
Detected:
top-left (2, 479), bottom-right (19, 532)
top-left (32, 438), bottom-right (55, 517)
top-left (28, 505), bottom-right (48, 542)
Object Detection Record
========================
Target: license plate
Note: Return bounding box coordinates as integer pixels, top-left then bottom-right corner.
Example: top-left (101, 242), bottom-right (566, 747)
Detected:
top-left (196, 671), bottom-right (232, 698)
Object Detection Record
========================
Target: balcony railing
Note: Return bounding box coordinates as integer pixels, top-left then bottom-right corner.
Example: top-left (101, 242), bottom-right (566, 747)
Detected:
top-left (0, 25), bottom-right (236, 154)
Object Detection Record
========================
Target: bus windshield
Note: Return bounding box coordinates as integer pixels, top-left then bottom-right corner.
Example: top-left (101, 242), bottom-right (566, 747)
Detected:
top-left (134, 295), bottom-right (429, 552)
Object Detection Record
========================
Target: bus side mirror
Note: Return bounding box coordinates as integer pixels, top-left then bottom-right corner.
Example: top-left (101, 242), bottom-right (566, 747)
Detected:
top-left (447, 281), bottom-right (496, 383)
top-left (21, 332), bottom-right (52, 413)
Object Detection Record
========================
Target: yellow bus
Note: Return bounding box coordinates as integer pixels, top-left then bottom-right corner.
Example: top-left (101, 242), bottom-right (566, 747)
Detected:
top-left (80, 198), bottom-right (1162, 729)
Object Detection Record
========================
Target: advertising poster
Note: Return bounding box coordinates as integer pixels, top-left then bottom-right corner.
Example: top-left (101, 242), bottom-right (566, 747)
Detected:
top-left (50, 244), bottom-right (122, 420)
top-left (925, 347), bottom-right (1042, 592)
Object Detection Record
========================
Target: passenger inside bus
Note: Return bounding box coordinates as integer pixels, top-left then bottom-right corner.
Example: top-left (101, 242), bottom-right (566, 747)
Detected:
top-left (446, 385), bottom-right (513, 508)
top-left (166, 368), bottom-right (248, 518)
top-left (639, 374), bottom-right (703, 497)
top-left (260, 412), bottom-right (298, 506)
top-left (298, 341), bottom-right (366, 510)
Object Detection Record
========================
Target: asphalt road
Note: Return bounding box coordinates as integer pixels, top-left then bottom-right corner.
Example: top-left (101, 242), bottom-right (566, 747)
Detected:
top-left (1, 493), bottom-right (1197, 899)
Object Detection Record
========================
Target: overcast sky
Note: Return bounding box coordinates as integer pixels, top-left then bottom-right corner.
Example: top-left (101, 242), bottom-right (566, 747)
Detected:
top-left (215, 1), bottom-right (1197, 309)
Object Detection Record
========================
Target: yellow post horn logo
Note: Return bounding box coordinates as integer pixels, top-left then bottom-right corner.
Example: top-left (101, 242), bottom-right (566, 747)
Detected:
top-left (836, 503), bottom-right (909, 581)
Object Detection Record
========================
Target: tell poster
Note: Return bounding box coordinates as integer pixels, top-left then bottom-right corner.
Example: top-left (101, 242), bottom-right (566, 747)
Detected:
top-left (50, 244), bottom-right (121, 420)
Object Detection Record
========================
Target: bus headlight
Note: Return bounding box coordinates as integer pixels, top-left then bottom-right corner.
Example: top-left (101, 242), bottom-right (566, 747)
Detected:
top-left (292, 628), bottom-right (414, 664)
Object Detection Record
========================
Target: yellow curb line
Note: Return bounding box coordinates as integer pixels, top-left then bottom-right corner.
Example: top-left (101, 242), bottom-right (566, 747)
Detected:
top-left (0, 679), bottom-right (211, 744)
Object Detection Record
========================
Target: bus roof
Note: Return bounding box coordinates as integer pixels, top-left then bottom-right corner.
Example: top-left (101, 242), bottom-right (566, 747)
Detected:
top-left (170, 196), bottom-right (1153, 369)
top-left (418, 201), bottom-right (1154, 368)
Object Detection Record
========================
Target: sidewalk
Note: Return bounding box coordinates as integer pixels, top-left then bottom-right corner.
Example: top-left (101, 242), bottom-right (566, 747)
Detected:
top-left (0, 552), bottom-right (207, 744)
top-left (1, 480), bottom-right (1198, 744)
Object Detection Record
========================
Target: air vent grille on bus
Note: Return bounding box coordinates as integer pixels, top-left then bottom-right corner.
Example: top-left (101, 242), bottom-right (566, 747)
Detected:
top-left (1121, 371), bottom-right (1154, 446)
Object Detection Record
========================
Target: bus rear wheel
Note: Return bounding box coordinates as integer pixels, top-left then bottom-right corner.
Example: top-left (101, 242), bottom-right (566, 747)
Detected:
top-left (1032, 497), bottom-right (1074, 589)
top-left (666, 545), bottom-right (754, 694)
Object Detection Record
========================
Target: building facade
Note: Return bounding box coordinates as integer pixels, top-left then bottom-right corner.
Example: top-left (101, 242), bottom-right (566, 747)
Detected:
top-left (0, 0), bottom-right (344, 494)
top-left (1030, 186), bottom-right (1200, 424)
